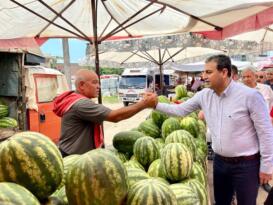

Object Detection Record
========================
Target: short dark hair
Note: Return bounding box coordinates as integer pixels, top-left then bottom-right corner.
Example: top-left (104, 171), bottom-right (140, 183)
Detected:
top-left (205, 55), bottom-right (232, 77)
top-left (231, 65), bottom-right (238, 75)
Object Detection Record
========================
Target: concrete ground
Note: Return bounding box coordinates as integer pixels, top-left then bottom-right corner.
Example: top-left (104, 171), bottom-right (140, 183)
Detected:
top-left (103, 102), bottom-right (271, 205)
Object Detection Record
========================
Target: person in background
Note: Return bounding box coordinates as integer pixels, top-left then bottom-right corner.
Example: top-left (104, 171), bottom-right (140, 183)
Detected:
top-left (256, 70), bottom-right (267, 84)
top-left (265, 68), bottom-right (273, 90)
top-left (242, 67), bottom-right (273, 111)
top-left (231, 65), bottom-right (239, 81)
top-left (53, 69), bottom-right (155, 157)
top-left (145, 54), bottom-right (273, 205)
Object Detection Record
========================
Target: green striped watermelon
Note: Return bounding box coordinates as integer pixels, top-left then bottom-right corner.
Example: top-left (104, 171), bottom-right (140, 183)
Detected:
top-left (0, 104), bottom-right (8, 118)
top-left (0, 131), bottom-right (63, 201)
top-left (155, 138), bottom-right (165, 149)
top-left (65, 149), bottom-right (128, 205)
top-left (133, 136), bottom-right (160, 168)
top-left (147, 159), bottom-right (166, 178)
top-left (187, 91), bottom-right (195, 98)
top-left (0, 182), bottom-right (40, 205)
top-left (195, 138), bottom-right (208, 158)
top-left (113, 131), bottom-right (144, 154)
top-left (124, 158), bottom-right (145, 171)
top-left (181, 179), bottom-right (208, 205)
top-left (59, 154), bottom-right (80, 187)
top-left (197, 120), bottom-right (206, 139)
top-left (189, 162), bottom-right (207, 186)
top-left (180, 117), bottom-right (199, 138)
top-left (0, 117), bottom-right (18, 128)
top-left (127, 178), bottom-right (177, 205)
top-left (151, 95), bottom-right (170, 128)
top-left (165, 130), bottom-right (196, 160)
top-left (175, 85), bottom-right (187, 99)
top-left (161, 117), bottom-right (181, 140)
top-left (126, 168), bottom-right (150, 188)
top-left (161, 143), bottom-right (193, 182)
top-left (108, 147), bottom-right (129, 163)
top-left (51, 186), bottom-right (68, 205)
top-left (170, 183), bottom-right (201, 205)
top-left (138, 119), bottom-right (161, 138)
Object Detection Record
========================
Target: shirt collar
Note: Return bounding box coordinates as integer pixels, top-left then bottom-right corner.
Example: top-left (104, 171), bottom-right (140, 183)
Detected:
top-left (219, 79), bottom-right (234, 97)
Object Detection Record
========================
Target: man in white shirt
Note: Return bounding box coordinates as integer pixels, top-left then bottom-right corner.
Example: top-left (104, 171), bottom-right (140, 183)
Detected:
top-left (242, 67), bottom-right (273, 111)
top-left (145, 55), bottom-right (273, 205)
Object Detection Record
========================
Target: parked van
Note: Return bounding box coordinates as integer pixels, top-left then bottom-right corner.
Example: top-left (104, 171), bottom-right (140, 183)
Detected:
top-left (0, 50), bottom-right (68, 143)
top-left (118, 68), bottom-right (176, 106)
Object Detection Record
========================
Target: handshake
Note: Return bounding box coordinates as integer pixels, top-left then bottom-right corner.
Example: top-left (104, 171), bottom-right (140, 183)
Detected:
top-left (141, 92), bottom-right (158, 109)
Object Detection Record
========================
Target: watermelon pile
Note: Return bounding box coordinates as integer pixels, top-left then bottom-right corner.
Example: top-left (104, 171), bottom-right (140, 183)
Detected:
top-left (110, 95), bottom-right (209, 205)
top-left (0, 92), bottom-right (209, 205)
top-left (0, 104), bottom-right (18, 128)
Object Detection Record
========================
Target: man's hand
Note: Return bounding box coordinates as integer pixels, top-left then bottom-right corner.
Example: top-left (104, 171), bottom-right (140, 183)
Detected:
top-left (142, 92), bottom-right (158, 108)
top-left (260, 172), bottom-right (272, 184)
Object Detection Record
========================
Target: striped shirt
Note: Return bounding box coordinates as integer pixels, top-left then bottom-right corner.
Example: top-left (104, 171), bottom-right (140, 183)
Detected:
top-left (156, 80), bottom-right (273, 173)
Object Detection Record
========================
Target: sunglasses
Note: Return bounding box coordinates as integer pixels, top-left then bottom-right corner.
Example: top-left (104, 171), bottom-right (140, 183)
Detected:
top-left (255, 75), bottom-right (264, 79)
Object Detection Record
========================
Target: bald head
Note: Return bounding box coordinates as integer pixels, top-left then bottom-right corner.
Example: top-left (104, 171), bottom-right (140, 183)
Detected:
top-left (75, 69), bottom-right (100, 98)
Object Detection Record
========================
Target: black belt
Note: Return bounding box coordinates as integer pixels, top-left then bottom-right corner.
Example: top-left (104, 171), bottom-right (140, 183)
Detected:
top-left (216, 153), bottom-right (260, 163)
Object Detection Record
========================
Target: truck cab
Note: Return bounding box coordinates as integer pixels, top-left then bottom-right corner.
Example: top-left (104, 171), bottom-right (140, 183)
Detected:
top-left (118, 68), bottom-right (176, 106)
top-left (0, 50), bottom-right (68, 143)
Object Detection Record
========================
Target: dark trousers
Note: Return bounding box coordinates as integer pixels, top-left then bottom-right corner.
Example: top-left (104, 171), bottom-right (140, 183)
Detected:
top-left (213, 154), bottom-right (260, 205)
top-left (264, 188), bottom-right (273, 205)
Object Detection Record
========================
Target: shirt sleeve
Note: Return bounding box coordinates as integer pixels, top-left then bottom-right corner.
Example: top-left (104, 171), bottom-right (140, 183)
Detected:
top-left (74, 99), bottom-right (112, 123)
top-left (248, 91), bottom-right (273, 174)
top-left (156, 91), bottom-right (202, 117)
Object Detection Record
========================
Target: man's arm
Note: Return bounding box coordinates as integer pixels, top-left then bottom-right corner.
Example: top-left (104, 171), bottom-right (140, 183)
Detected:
top-left (105, 93), bottom-right (157, 123)
top-left (248, 91), bottom-right (273, 183)
top-left (156, 91), bottom-right (202, 117)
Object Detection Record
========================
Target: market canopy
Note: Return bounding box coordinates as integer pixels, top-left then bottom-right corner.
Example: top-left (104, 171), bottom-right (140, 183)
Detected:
top-left (1, 0), bottom-right (273, 43)
top-left (230, 25), bottom-right (273, 43)
top-left (92, 47), bottom-right (223, 66)
top-left (172, 60), bottom-right (252, 72)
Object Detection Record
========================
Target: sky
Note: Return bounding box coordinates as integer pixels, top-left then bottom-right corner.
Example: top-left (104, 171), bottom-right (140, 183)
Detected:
top-left (40, 39), bottom-right (88, 63)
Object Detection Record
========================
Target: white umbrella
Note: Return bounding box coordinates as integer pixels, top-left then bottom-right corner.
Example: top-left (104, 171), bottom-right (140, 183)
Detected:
top-left (1, 1), bottom-right (273, 41)
top-left (172, 59), bottom-right (252, 72)
top-left (1, 0), bottom-right (273, 101)
top-left (230, 26), bottom-right (273, 43)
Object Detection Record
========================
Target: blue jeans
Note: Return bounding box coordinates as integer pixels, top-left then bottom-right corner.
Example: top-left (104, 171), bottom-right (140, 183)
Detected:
top-left (213, 154), bottom-right (260, 205)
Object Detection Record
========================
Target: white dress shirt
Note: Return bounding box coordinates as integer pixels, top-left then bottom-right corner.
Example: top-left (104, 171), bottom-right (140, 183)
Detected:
top-left (256, 83), bottom-right (273, 111)
top-left (156, 80), bottom-right (273, 174)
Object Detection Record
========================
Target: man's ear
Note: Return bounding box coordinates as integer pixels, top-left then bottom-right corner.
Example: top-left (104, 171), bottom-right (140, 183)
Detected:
top-left (223, 68), bottom-right (229, 77)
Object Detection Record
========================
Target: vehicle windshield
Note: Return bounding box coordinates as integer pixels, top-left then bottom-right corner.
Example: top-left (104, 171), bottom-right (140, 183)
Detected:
top-left (119, 75), bottom-right (146, 89)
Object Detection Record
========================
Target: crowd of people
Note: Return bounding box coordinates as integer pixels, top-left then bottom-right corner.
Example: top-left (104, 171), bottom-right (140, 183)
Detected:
top-left (53, 54), bottom-right (273, 205)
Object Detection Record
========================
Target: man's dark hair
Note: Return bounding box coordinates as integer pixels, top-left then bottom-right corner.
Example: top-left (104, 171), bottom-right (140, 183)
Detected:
top-left (205, 55), bottom-right (232, 77)
top-left (231, 65), bottom-right (238, 75)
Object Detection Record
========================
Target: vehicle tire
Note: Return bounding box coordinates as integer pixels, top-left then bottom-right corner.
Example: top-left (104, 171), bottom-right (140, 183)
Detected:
top-left (123, 102), bottom-right (129, 106)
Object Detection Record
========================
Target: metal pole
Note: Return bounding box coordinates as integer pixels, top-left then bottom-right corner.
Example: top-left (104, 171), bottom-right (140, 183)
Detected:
top-left (158, 49), bottom-right (164, 94)
top-left (62, 38), bottom-right (71, 89)
top-left (91, 0), bottom-right (102, 104)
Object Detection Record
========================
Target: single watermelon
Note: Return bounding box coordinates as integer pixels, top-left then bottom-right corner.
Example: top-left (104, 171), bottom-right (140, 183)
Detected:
top-left (66, 149), bottom-right (128, 205)
top-left (0, 182), bottom-right (40, 205)
top-left (138, 119), bottom-right (161, 138)
top-left (127, 178), bottom-right (177, 205)
top-left (161, 143), bottom-right (193, 182)
top-left (170, 183), bottom-right (201, 205)
top-left (133, 136), bottom-right (160, 168)
top-left (180, 117), bottom-right (199, 138)
top-left (113, 131), bottom-right (144, 154)
top-left (161, 118), bottom-right (181, 140)
top-left (0, 131), bottom-right (63, 201)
